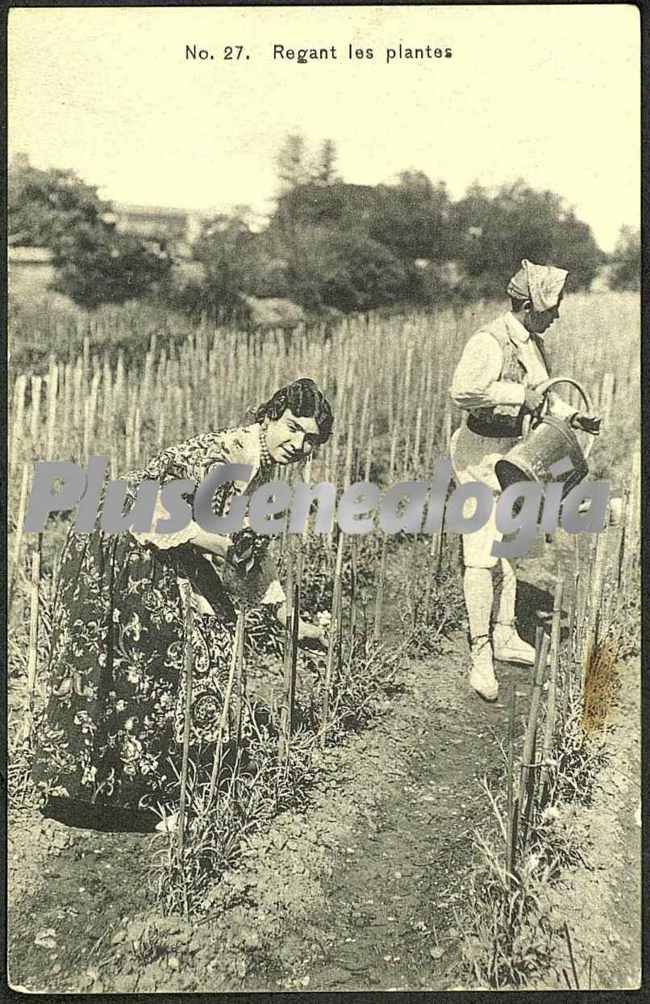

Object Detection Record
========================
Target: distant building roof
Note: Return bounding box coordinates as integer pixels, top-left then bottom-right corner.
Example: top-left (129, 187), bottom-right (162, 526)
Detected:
top-left (113, 202), bottom-right (196, 220)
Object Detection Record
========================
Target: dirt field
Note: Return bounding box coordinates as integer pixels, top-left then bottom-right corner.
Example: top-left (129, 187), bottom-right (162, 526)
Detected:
top-left (8, 537), bottom-right (640, 993)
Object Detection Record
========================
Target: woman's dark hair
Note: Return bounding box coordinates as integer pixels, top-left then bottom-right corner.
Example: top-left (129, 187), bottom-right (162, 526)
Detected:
top-left (254, 378), bottom-right (334, 446)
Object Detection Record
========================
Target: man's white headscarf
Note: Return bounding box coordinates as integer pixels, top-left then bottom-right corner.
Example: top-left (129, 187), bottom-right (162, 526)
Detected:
top-left (507, 259), bottom-right (568, 312)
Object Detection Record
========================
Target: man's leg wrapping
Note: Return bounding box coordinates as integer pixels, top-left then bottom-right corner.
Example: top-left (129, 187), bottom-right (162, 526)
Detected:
top-left (463, 568), bottom-right (493, 643)
top-left (461, 518), bottom-right (500, 700)
top-left (492, 558), bottom-right (536, 665)
top-left (492, 558), bottom-right (517, 626)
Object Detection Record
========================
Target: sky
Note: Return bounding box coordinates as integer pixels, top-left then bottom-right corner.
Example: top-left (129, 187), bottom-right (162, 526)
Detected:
top-left (9, 4), bottom-right (640, 252)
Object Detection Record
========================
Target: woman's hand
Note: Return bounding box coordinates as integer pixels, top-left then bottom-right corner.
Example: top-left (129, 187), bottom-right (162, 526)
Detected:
top-left (297, 619), bottom-right (327, 650)
top-left (275, 604), bottom-right (327, 650)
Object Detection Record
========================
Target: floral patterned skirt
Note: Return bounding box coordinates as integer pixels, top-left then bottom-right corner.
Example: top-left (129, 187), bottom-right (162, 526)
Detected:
top-left (32, 528), bottom-right (241, 813)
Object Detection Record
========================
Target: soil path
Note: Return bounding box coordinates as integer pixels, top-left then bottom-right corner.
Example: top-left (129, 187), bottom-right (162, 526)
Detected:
top-left (231, 638), bottom-right (534, 993)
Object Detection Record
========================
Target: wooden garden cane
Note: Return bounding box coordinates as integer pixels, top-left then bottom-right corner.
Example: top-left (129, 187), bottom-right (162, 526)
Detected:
top-left (582, 530), bottom-right (608, 696)
top-left (231, 601), bottom-right (247, 804)
top-left (541, 575), bottom-right (564, 799)
top-left (520, 630), bottom-right (550, 849)
top-left (10, 373), bottom-right (26, 478)
top-left (280, 546), bottom-right (301, 765)
top-left (373, 533), bottom-right (387, 643)
top-left (321, 531), bottom-right (344, 746)
top-left (349, 538), bottom-right (358, 640)
top-left (177, 581), bottom-right (195, 898)
top-left (22, 533), bottom-right (43, 742)
top-left (9, 463), bottom-right (30, 609)
top-left (207, 610), bottom-right (243, 811)
top-left (279, 537), bottom-right (293, 748)
top-left (280, 582), bottom-right (300, 767)
top-left (505, 681), bottom-right (518, 887)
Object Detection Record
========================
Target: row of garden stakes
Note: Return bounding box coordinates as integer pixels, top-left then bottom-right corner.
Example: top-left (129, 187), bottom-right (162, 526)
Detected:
top-left (8, 345), bottom-right (619, 618)
top-left (503, 482), bottom-right (636, 900)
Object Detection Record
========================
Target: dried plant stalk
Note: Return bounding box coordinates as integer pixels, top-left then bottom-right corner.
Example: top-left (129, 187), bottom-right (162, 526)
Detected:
top-left (349, 537), bottom-right (358, 638)
top-left (564, 572), bottom-right (579, 722)
top-left (364, 421), bottom-right (374, 483)
top-left (615, 490), bottom-right (629, 591)
top-left (133, 406), bottom-right (142, 466)
top-left (83, 369), bottom-right (101, 459)
top-left (177, 581), bottom-right (195, 866)
top-left (30, 375), bottom-right (42, 453)
top-left (10, 374), bottom-right (27, 475)
top-left (232, 601), bottom-right (247, 796)
top-left (373, 533), bottom-right (387, 642)
top-left (357, 386), bottom-right (370, 467)
top-left (541, 576), bottom-right (564, 789)
top-left (582, 531), bottom-right (608, 685)
top-left (46, 358), bottom-right (59, 459)
top-left (72, 359), bottom-right (83, 451)
top-left (582, 637), bottom-right (620, 735)
top-left (388, 424), bottom-right (399, 481)
top-left (24, 534), bottom-right (43, 738)
top-left (321, 531), bottom-right (345, 743)
top-left (207, 609), bottom-right (244, 809)
top-left (505, 680), bottom-right (517, 883)
top-left (82, 334), bottom-right (90, 385)
top-left (284, 582), bottom-right (300, 760)
top-left (520, 629), bottom-right (550, 824)
top-left (101, 353), bottom-right (113, 447)
top-left (9, 463), bottom-right (30, 606)
top-left (61, 363), bottom-right (72, 460)
top-left (279, 546), bottom-right (294, 760)
top-left (412, 404), bottom-right (423, 474)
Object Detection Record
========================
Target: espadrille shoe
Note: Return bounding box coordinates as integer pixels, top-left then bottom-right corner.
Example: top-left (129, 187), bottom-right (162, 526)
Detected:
top-left (493, 623), bottom-right (536, 666)
top-left (469, 638), bottom-right (498, 702)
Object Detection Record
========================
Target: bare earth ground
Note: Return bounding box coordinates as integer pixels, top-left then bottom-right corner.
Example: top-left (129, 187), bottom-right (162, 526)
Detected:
top-left (8, 541), bottom-right (641, 994)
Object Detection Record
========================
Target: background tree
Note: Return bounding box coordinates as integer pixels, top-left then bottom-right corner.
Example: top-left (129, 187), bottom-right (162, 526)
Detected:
top-left (310, 138), bottom-right (339, 186)
top-left (275, 134), bottom-right (311, 193)
top-left (451, 180), bottom-right (603, 299)
top-left (9, 158), bottom-right (109, 246)
top-left (54, 226), bottom-right (171, 309)
top-left (9, 157), bottom-right (171, 308)
top-left (317, 231), bottom-right (409, 312)
top-left (366, 171), bottom-right (453, 264)
top-left (183, 212), bottom-right (262, 322)
top-left (272, 225), bottom-right (409, 313)
top-left (608, 226), bottom-right (640, 291)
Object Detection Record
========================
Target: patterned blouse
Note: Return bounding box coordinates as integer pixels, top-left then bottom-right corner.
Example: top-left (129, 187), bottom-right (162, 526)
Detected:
top-left (129, 421), bottom-right (287, 611)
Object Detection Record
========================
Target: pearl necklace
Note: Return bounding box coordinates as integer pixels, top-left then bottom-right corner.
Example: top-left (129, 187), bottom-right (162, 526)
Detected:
top-left (258, 424), bottom-right (274, 469)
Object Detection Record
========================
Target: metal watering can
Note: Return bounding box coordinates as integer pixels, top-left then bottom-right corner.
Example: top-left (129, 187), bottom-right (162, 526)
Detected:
top-left (495, 377), bottom-right (595, 498)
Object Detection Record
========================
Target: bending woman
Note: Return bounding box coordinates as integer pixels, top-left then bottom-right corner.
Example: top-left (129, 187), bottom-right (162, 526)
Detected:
top-left (32, 378), bottom-right (333, 826)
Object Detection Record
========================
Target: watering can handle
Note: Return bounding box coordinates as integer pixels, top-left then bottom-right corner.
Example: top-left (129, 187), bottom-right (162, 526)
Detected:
top-left (521, 376), bottom-right (595, 460)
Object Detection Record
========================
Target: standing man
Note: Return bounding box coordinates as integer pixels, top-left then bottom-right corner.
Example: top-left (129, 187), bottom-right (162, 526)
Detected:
top-left (449, 259), bottom-right (600, 701)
